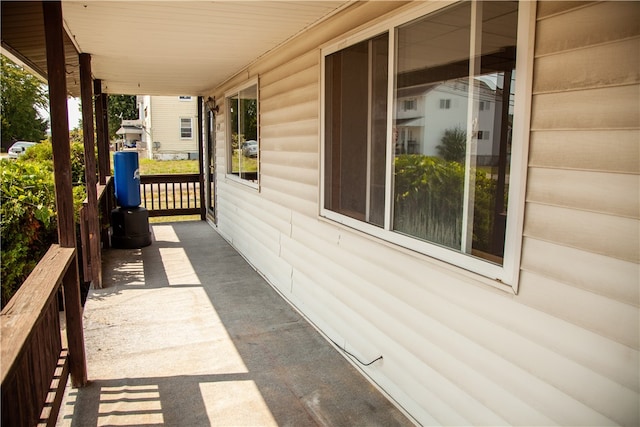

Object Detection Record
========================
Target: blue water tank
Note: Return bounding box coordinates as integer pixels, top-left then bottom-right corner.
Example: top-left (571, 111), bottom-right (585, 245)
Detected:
top-left (113, 151), bottom-right (141, 208)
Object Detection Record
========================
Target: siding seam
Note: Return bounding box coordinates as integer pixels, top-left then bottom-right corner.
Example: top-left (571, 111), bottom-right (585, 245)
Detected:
top-left (535, 1), bottom-right (601, 22)
top-left (520, 226), bottom-right (638, 264)
top-left (519, 261), bottom-right (640, 309)
top-left (533, 34), bottom-right (640, 59)
top-left (531, 80), bottom-right (640, 96)
top-left (527, 164), bottom-right (640, 176)
top-left (529, 126), bottom-right (640, 132)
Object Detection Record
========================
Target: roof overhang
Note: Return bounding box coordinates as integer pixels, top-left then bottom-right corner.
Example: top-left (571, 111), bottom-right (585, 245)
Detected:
top-left (1, 1), bottom-right (82, 96)
top-left (116, 125), bottom-right (143, 135)
top-left (1, 0), bottom-right (352, 97)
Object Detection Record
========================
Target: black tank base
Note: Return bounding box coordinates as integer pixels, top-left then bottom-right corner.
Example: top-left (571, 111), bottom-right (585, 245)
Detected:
top-left (111, 207), bottom-right (152, 249)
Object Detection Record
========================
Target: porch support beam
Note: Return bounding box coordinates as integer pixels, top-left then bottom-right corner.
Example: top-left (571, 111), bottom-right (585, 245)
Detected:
top-left (79, 53), bottom-right (102, 288)
top-left (43, 2), bottom-right (74, 248)
top-left (94, 79), bottom-right (112, 249)
top-left (94, 79), bottom-right (110, 185)
top-left (198, 96), bottom-right (206, 220)
top-left (42, 0), bottom-right (88, 388)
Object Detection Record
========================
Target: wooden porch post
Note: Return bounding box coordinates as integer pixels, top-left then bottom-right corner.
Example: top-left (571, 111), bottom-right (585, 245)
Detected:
top-left (198, 96), bottom-right (206, 220)
top-left (42, 0), bottom-right (88, 388)
top-left (94, 79), bottom-right (110, 185)
top-left (94, 79), bottom-right (112, 249)
top-left (79, 53), bottom-right (102, 288)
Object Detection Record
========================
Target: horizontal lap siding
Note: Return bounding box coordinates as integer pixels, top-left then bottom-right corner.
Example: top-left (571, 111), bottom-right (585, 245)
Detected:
top-left (519, 2), bottom-right (640, 425)
top-left (259, 54), bottom-right (320, 212)
top-left (211, 1), bottom-right (639, 425)
top-left (151, 97), bottom-right (198, 153)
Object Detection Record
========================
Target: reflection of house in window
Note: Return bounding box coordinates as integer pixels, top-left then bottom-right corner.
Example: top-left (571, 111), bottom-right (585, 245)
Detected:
top-left (395, 78), bottom-right (504, 164)
top-left (439, 98), bottom-right (451, 109)
top-left (477, 130), bottom-right (490, 140)
top-left (403, 99), bottom-right (416, 111)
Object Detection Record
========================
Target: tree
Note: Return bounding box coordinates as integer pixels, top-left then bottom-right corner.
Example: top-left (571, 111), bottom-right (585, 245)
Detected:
top-left (436, 126), bottom-right (467, 163)
top-left (107, 94), bottom-right (138, 140)
top-left (0, 55), bottom-right (49, 151)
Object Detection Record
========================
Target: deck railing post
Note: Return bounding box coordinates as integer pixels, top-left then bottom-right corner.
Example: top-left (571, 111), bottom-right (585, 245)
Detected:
top-left (43, 0), bottom-right (88, 388)
top-left (94, 79), bottom-right (110, 185)
top-left (61, 255), bottom-right (87, 387)
top-left (198, 96), bottom-right (206, 220)
top-left (80, 53), bottom-right (102, 288)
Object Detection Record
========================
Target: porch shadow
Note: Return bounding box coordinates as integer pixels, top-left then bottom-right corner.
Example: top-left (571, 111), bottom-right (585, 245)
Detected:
top-left (58, 221), bottom-right (412, 426)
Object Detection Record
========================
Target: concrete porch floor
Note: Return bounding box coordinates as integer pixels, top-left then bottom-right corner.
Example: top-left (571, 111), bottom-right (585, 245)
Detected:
top-left (57, 221), bottom-right (413, 426)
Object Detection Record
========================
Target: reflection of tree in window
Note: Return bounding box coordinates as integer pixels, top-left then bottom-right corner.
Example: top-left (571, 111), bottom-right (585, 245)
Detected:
top-left (227, 84), bottom-right (259, 182)
top-left (392, 1), bottom-right (518, 263)
top-left (323, 1), bottom-right (522, 268)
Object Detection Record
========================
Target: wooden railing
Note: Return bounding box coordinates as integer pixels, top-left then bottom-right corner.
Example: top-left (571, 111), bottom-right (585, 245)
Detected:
top-left (78, 176), bottom-right (115, 288)
top-left (140, 173), bottom-right (201, 217)
top-left (1, 245), bottom-right (83, 426)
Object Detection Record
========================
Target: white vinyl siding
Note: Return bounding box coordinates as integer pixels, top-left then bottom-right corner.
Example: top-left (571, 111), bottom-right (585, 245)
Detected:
top-left (146, 96), bottom-right (198, 154)
top-left (209, 1), bottom-right (640, 426)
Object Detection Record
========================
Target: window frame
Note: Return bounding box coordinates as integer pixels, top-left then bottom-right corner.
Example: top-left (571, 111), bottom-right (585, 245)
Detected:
top-left (180, 117), bottom-right (193, 139)
top-left (225, 78), bottom-right (260, 189)
top-left (320, 1), bottom-right (535, 292)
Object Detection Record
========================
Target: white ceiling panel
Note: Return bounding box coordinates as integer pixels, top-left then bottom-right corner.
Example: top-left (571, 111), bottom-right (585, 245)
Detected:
top-left (60, 1), bottom-right (350, 95)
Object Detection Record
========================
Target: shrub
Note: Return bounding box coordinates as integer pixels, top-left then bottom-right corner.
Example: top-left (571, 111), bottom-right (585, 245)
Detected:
top-left (393, 154), bottom-right (496, 252)
top-left (436, 126), bottom-right (467, 163)
top-left (21, 138), bottom-right (90, 185)
top-left (1, 139), bottom-right (90, 307)
top-left (0, 159), bottom-right (57, 306)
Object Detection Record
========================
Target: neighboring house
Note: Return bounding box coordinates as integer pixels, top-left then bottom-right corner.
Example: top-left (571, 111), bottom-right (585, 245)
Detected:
top-left (115, 119), bottom-right (143, 149)
top-left (138, 95), bottom-right (198, 160)
top-left (396, 79), bottom-right (502, 165)
top-left (206, 2), bottom-right (639, 426)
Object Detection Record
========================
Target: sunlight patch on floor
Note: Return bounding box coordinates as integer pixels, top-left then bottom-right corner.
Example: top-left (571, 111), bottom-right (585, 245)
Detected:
top-left (159, 247), bottom-right (201, 286)
top-left (200, 380), bottom-right (278, 426)
top-left (152, 225), bottom-right (181, 242)
top-left (97, 385), bottom-right (163, 426)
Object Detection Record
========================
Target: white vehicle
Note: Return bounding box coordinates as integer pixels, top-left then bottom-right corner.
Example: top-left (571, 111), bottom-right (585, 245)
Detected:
top-left (8, 141), bottom-right (37, 159)
top-left (241, 140), bottom-right (257, 158)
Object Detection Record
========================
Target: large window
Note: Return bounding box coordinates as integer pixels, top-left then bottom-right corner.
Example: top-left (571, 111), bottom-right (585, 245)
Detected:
top-left (322, 1), bottom-right (532, 286)
top-left (227, 81), bottom-right (259, 184)
top-left (324, 33), bottom-right (388, 227)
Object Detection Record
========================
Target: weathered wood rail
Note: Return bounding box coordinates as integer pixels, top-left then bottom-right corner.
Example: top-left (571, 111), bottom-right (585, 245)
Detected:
top-left (79, 176), bottom-right (115, 288)
top-left (1, 245), bottom-right (81, 426)
top-left (140, 173), bottom-right (201, 217)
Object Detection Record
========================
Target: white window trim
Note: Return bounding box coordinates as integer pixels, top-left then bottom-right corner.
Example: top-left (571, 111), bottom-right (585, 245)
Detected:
top-left (319, 0), bottom-right (536, 292)
top-left (224, 78), bottom-right (260, 190)
top-left (180, 117), bottom-right (193, 139)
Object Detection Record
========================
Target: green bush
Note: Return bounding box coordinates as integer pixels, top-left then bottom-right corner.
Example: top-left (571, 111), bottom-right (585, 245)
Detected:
top-left (1, 139), bottom-right (89, 307)
top-left (21, 139), bottom-right (89, 185)
top-left (436, 126), bottom-right (467, 163)
top-left (393, 154), bottom-right (496, 252)
top-left (0, 159), bottom-right (57, 306)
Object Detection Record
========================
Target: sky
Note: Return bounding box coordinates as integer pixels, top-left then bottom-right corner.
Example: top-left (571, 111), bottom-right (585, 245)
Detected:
top-left (67, 97), bottom-right (82, 130)
top-left (38, 97), bottom-right (82, 133)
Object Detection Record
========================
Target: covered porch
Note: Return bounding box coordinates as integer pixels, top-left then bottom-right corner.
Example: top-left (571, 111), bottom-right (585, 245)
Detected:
top-left (57, 221), bottom-right (411, 425)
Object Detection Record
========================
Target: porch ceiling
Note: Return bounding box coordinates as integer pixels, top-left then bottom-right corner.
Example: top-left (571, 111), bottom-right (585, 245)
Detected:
top-left (1, 1), bottom-right (351, 97)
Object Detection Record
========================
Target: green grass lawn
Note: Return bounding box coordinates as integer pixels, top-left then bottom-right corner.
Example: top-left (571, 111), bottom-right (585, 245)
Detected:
top-left (139, 158), bottom-right (199, 175)
top-left (231, 150), bottom-right (258, 173)
top-left (111, 153), bottom-right (199, 175)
